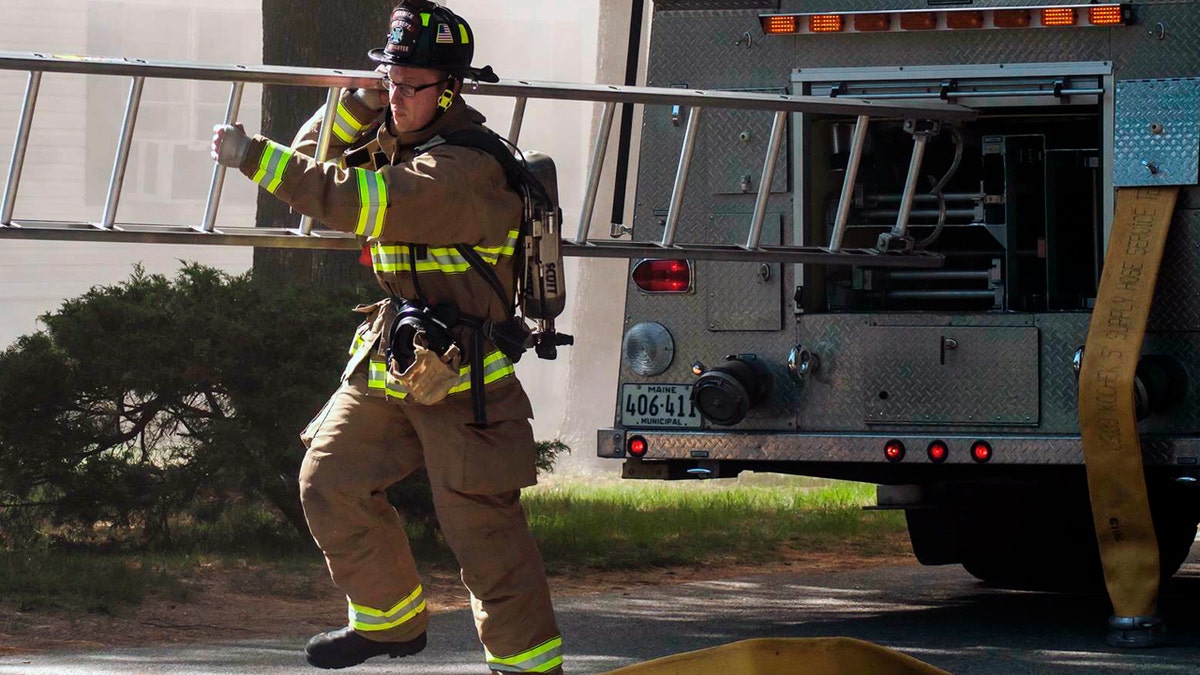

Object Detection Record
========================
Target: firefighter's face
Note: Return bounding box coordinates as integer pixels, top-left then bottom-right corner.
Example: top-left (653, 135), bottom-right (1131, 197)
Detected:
top-left (385, 66), bottom-right (452, 134)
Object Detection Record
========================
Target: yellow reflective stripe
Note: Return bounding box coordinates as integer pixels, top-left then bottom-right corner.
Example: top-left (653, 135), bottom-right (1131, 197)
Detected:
top-left (420, 12), bottom-right (430, 26)
top-left (252, 141), bottom-right (293, 194)
top-left (486, 636), bottom-right (564, 673)
top-left (459, 25), bottom-right (470, 44)
top-left (473, 229), bottom-right (520, 264)
top-left (371, 230), bottom-right (518, 274)
top-left (447, 350), bottom-right (516, 395)
top-left (354, 169), bottom-right (387, 238)
top-left (348, 586), bottom-right (426, 632)
top-left (367, 359), bottom-right (401, 398)
top-left (368, 351), bottom-right (514, 399)
top-left (332, 100), bottom-right (368, 144)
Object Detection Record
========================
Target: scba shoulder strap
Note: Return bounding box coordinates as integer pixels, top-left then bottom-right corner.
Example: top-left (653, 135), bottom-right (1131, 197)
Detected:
top-left (415, 129), bottom-right (554, 318)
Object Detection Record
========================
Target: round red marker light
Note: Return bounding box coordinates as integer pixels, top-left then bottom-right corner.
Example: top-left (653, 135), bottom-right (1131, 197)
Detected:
top-left (884, 440), bottom-right (905, 463)
top-left (927, 440), bottom-right (949, 463)
top-left (628, 436), bottom-right (648, 458)
top-left (971, 440), bottom-right (992, 463)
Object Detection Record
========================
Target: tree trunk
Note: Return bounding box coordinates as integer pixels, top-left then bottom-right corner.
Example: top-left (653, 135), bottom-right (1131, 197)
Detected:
top-left (256, 0), bottom-right (393, 287)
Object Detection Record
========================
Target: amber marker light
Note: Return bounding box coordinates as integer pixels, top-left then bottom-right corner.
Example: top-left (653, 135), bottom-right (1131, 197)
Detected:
top-left (762, 15), bottom-right (798, 34)
top-left (899, 12), bottom-right (937, 31)
top-left (853, 13), bottom-right (891, 32)
top-left (993, 9), bottom-right (1032, 28)
top-left (946, 11), bottom-right (984, 30)
top-left (1089, 5), bottom-right (1126, 26)
top-left (1041, 7), bottom-right (1077, 27)
top-left (809, 14), bottom-right (844, 33)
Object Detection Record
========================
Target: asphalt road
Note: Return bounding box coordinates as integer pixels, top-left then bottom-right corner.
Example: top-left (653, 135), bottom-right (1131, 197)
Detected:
top-left (3, 548), bottom-right (1198, 675)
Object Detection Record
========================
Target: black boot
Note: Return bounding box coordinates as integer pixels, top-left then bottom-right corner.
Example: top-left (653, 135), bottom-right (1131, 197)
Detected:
top-left (305, 626), bottom-right (426, 669)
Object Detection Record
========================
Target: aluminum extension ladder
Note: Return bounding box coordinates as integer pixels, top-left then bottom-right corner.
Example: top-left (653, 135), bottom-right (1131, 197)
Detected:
top-left (0, 51), bottom-right (975, 267)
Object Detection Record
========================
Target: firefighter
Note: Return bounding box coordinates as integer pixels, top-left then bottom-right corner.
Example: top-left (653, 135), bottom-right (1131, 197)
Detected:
top-left (209, 2), bottom-right (563, 672)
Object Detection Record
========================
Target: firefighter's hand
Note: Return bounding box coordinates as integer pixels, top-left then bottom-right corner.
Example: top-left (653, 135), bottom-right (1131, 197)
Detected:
top-left (352, 66), bottom-right (390, 111)
top-left (211, 123), bottom-right (250, 168)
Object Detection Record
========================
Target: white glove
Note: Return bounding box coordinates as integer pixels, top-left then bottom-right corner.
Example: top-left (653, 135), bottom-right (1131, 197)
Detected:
top-left (210, 123), bottom-right (251, 168)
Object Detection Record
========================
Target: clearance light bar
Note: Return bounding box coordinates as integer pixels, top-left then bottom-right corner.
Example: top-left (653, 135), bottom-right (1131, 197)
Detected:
top-left (760, 4), bottom-right (1131, 36)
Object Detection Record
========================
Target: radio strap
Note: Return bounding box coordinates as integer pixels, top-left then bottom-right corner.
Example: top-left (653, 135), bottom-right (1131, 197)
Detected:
top-left (1077, 186), bottom-right (1178, 647)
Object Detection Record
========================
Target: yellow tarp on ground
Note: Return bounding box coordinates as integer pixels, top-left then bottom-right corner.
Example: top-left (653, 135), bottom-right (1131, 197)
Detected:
top-left (602, 637), bottom-right (952, 675)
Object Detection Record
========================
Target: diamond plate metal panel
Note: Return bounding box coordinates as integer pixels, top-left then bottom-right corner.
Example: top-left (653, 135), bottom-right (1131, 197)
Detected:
top-left (1114, 79), bottom-right (1200, 187)
top-left (1034, 313), bottom-right (1091, 431)
top-left (613, 430), bottom-right (1200, 466)
top-left (863, 326), bottom-right (1040, 425)
top-left (1150, 209), bottom-right (1200, 331)
top-left (656, 0), bottom-right (776, 10)
top-left (703, 105), bottom-right (789, 195)
top-left (1110, 4), bottom-right (1200, 80)
top-left (706, 213), bottom-right (784, 331)
top-left (795, 313), bottom-right (1090, 434)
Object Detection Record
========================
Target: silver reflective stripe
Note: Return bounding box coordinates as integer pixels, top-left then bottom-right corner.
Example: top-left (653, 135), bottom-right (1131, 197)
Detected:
top-left (371, 230), bottom-right (519, 274)
top-left (367, 351), bottom-right (514, 400)
top-left (332, 101), bottom-right (365, 143)
top-left (348, 586), bottom-right (426, 632)
top-left (253, 141), bottom-right (293, 194)
top-left (486, 636), bottom-right (564, 673)
top-left (355, 169), bottom-right (386, 238)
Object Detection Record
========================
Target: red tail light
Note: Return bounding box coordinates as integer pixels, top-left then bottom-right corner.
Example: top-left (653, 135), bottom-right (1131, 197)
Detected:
top-left (927, 440), bottom-right (949, 463)
top-left (885, 440), bottom-right (906, 463)
top-left (971, 440), bottom-right (993, 463)
top-left (628, 436), bottom-right (648, 457)
top-left (632, 259), bottom-right (693, 293)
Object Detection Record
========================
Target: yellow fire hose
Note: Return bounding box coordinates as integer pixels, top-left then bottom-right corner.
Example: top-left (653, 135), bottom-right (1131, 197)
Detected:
top-left (1077, 186), bottom-right (1179, 647)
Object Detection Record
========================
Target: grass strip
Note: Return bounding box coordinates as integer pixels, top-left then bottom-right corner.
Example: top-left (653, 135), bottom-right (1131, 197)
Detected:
top-left (523, 478), bottom-right (907, 573)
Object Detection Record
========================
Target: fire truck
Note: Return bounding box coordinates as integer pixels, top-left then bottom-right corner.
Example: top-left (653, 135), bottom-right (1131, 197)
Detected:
top-left (597, 0), bottom-right (1200, 643)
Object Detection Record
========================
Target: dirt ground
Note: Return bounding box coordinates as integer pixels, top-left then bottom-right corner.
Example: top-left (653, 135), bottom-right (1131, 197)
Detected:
top-left (0, 541), bottom-right (914, 655)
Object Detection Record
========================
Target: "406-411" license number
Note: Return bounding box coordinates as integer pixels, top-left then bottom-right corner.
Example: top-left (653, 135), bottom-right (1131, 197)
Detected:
top-left (620, 383), bottom-right (702, 429)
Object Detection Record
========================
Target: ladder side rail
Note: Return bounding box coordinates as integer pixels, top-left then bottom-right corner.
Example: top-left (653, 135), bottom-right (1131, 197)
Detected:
top-left (508, 97), bottom-right (527, 146)
top-left (1, 71), bottom-right (40, 226)
top-left (574, 102), bottom-right (617, 245)
top-left (200, 82), bottom-right (245, 233)
top-left (99, 76), bottom-right (144, 230)
top-left (0, 52), bottom-right (976, 121)
top-left (828, 115), bottom-right (869, 252)
top-left (661, 106), bottom-right (703, 248)
top-left (745, 110), bottom-right (786, 250)
top-left (297, 86), bottom-right (344, 236)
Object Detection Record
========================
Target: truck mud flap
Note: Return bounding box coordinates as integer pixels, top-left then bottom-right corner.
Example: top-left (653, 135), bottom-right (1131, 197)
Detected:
top-left (1078, 186), bottom-right (1178, 647)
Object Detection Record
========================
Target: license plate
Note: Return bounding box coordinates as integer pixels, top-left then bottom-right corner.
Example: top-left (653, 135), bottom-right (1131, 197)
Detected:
top-left (620, 383), bottom-right (702, 429)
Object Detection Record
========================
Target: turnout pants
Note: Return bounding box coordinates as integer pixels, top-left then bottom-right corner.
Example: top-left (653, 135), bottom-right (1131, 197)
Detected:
top-left (299, 372), bottom-right (562, 672)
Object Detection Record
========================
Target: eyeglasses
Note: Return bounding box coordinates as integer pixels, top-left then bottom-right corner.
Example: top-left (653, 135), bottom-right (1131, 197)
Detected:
top-left (381, 75), bottom-right (450, 98)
